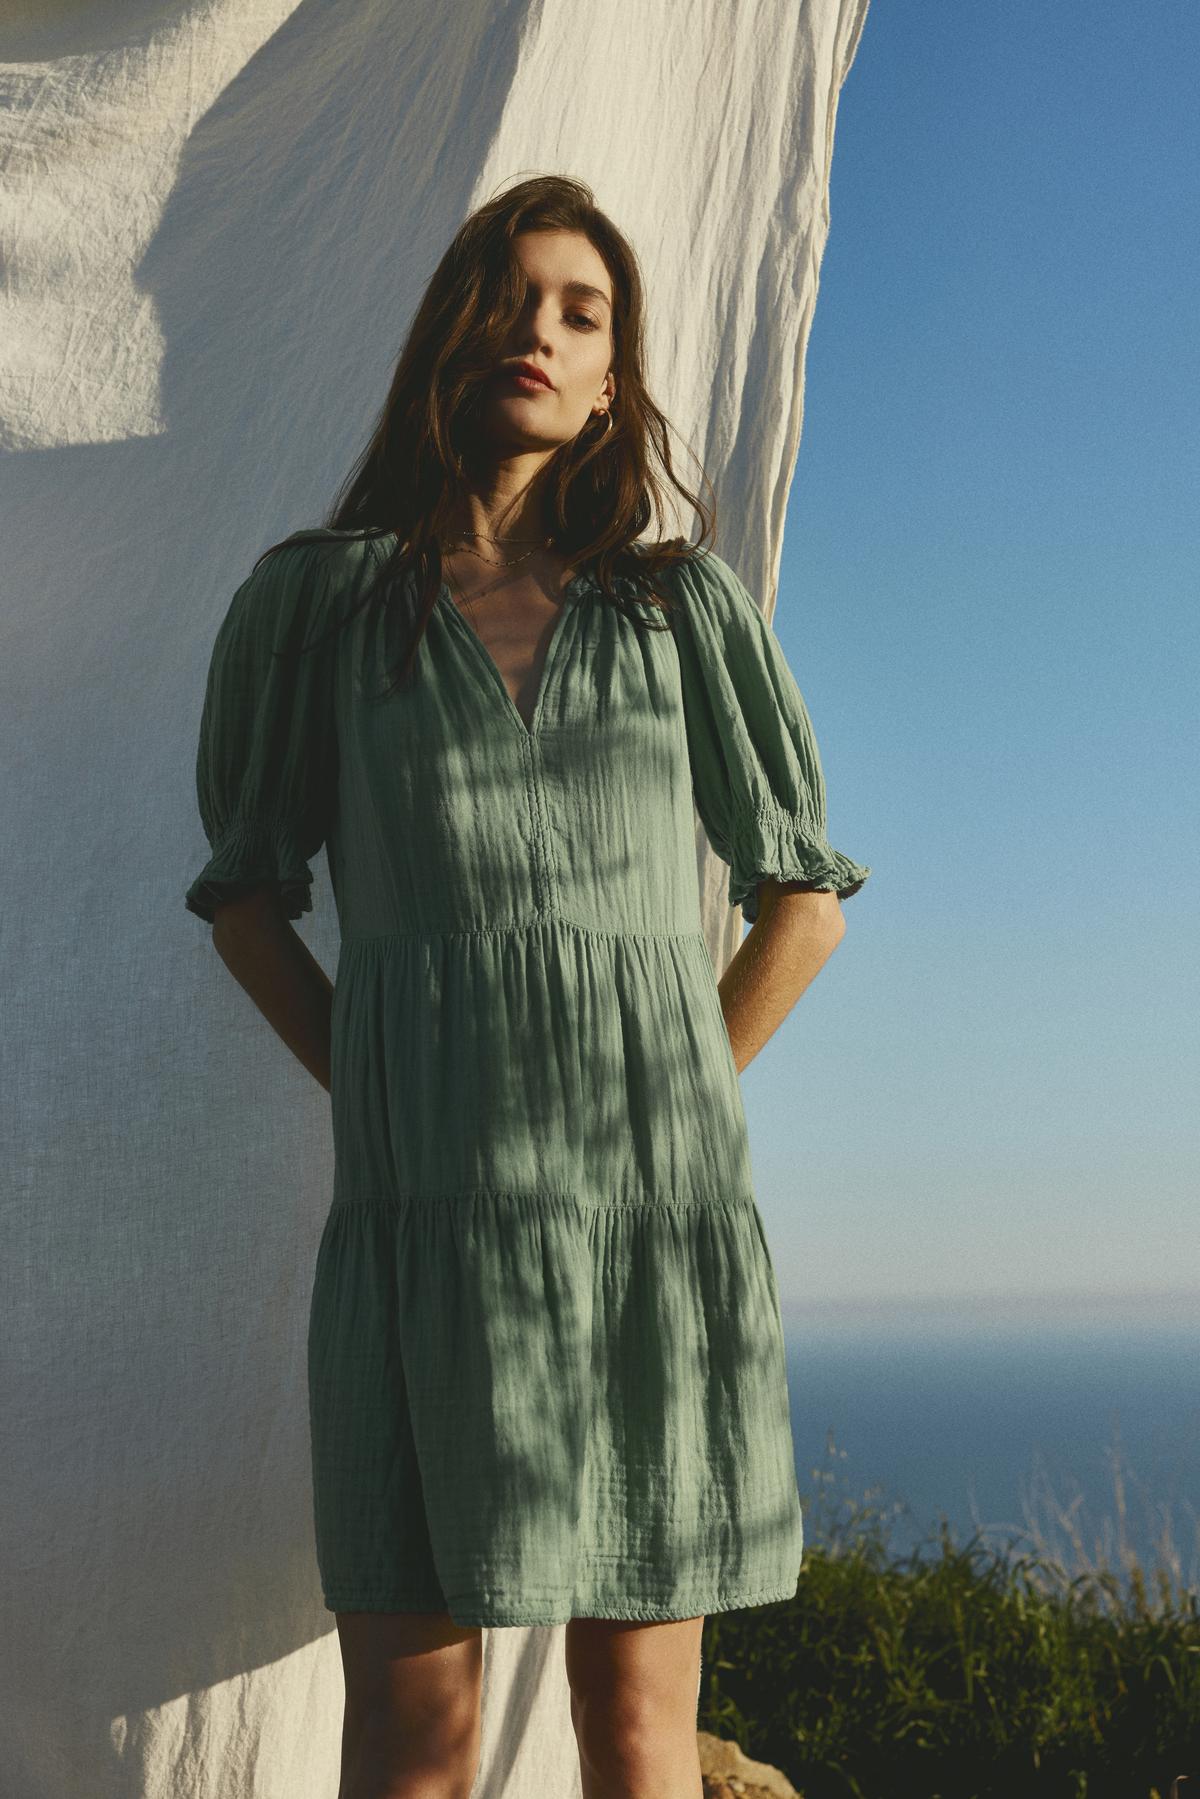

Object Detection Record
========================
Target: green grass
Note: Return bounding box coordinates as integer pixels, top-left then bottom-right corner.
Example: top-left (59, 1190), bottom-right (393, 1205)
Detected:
top-left (699, 1430), bottom-right (1200, 1799)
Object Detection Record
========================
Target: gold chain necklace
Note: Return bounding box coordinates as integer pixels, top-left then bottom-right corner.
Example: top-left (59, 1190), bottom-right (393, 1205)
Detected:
top-left (455, 527), bottom-right (546, 543)
top-left (442, 532), bottom-right (557, 626)
top-left (448, 542), bottom-right (546, 570)
top-left (448, 528), bottom-right (552, 564)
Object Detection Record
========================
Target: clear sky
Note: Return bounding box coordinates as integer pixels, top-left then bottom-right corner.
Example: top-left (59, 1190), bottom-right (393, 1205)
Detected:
top-left (742, 0), bottom-right (1199, 1311)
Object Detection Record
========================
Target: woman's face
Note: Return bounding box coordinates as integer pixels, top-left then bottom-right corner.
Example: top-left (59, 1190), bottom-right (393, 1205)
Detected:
top-left (480, 228), bottom-right (615, 453)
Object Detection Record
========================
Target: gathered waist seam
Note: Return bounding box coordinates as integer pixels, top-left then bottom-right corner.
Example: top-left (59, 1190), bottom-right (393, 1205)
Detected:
top-left (328, 1186), bottom-right (758, 1214)
top-left (339, 919), bottom-right (709, 947)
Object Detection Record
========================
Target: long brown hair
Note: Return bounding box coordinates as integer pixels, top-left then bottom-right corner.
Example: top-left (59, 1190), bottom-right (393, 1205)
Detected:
top-left (256, 173), bottom-right (717, 695)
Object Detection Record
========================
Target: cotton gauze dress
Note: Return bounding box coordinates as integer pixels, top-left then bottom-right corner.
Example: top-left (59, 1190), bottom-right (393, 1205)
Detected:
top-left (184, 528), bottom-right (871, 1627)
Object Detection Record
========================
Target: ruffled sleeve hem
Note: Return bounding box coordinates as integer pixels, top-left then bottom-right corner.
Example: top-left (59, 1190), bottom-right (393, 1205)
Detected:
top-left (727, 800), bottom-right (872, 924)
top-left (184, 818), bottom-right (316, 924)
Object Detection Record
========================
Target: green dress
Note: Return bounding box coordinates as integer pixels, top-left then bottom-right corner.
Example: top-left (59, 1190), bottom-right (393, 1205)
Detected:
top-left (184, 528), bottom-right (871, 1627)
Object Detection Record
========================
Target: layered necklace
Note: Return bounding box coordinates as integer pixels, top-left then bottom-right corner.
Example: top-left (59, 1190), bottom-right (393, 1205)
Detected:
top-left (442, 528), bottom-right (557, 628)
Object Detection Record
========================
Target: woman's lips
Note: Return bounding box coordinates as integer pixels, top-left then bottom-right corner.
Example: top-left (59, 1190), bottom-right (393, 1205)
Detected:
top-left (503, 369), bottom-right (553, 392)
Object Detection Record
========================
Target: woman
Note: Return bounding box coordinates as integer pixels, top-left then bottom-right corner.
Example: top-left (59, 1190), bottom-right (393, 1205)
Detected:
top-left (185, 174), bottom-right (870, 1799)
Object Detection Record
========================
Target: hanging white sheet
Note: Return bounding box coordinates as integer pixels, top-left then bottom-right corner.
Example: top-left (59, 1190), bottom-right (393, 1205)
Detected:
top-left (0, 1), bottom-right (871, 1791)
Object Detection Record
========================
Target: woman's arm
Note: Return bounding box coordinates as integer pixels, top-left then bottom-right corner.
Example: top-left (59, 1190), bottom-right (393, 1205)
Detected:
top-left (210, 890), bottom-right (335, 1092)
top-left (716, 879), bottom-right (846, 1074)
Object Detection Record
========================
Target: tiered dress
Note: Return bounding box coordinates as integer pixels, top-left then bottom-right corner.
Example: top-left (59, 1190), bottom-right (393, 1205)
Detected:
top-left (184, 528), bottom-right (871, 1627)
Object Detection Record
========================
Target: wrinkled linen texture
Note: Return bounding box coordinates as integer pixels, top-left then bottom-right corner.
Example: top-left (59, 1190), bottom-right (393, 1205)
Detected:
top-left (184, 529), bottom-right (871, 1627)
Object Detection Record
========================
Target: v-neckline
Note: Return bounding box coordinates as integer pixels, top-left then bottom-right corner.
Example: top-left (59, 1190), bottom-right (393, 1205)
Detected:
top-left (437, 567), bottom-right (594, 739)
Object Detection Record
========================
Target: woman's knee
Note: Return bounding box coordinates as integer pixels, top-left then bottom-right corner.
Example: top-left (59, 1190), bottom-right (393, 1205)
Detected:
top-left (341, 1695), bottom-right (480, 1798)
top-left (336, 1609), bottom-right (483, 1797)
top-left (565, 1616), bottom-right (704, 1777)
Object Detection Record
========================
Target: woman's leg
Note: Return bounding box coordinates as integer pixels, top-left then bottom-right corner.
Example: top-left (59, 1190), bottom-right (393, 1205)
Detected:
top-left (334, 1609), bottom-right (483, 1799)
top-left (565, 1614), bottom-right (705, 1799)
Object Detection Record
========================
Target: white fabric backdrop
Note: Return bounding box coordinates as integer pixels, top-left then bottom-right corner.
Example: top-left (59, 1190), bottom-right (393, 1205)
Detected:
top-left (0, 0), bottom-right (870, 1792)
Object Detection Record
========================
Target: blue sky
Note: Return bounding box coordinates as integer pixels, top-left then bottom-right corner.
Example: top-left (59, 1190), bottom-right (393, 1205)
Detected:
top-left (743, 0), bottom-right (1199, 1311)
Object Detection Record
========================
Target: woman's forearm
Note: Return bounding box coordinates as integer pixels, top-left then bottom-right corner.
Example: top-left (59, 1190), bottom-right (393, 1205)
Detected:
top-left (210, 893), bottom-right (334, 1092)
top-left (716, 881), bottom-right (846, 1074)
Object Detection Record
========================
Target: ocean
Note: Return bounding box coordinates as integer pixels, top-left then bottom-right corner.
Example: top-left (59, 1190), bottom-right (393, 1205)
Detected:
top-left (780, 1291), bottom-right (1200, 1598)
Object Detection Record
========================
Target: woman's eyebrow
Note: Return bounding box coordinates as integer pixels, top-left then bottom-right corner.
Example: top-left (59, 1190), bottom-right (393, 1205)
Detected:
top-left (561, 280), bottom-right (612, 312)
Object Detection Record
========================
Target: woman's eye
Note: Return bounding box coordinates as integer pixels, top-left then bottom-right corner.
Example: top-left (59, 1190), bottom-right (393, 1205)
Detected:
top-left (569, 313), bottom-right (599, 330)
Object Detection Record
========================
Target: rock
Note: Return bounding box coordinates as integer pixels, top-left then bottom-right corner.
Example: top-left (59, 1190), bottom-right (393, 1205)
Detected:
top-left (697, 1728), bottom-right (801, 1797)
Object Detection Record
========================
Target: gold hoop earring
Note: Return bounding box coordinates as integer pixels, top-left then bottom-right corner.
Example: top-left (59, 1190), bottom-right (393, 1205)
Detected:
top-left (595, 409), bottom-right (613, 435)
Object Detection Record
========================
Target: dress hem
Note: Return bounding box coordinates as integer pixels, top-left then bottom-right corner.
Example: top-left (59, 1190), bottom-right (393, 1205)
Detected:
top-left (320, 1577), bottom-right (801, 1627)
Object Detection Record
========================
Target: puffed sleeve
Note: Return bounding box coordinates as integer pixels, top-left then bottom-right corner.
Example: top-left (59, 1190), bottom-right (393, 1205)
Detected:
top-left (670, 548), bottom-right (872, 925)
top-left (184, 538), bottom-right (340, 924)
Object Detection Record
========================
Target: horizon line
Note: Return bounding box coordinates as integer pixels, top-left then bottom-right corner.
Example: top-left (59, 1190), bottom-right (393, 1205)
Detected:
top-left (779, 1285), bottom-right (1200, 1319)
